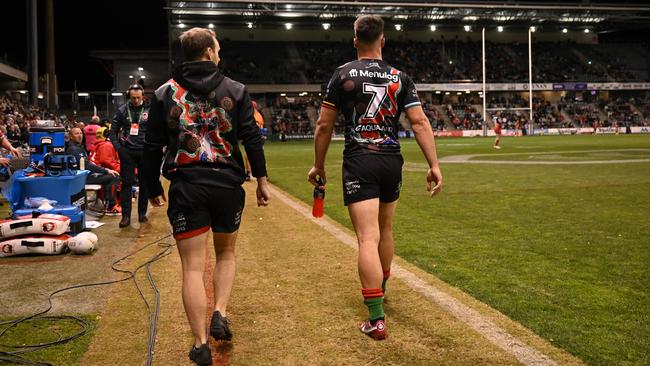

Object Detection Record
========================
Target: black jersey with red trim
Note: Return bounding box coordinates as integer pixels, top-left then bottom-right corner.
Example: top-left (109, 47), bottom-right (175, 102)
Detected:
top-left (322, 58), bottom-right (420, 157)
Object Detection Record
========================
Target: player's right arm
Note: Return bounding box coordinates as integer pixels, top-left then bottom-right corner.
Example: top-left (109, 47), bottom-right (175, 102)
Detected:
top-left (406, 106), bottom-right (442, 197)
top-left (309, 107), bottom-right (337, 188)
top-left (309, 69), bottom-right (341, 188)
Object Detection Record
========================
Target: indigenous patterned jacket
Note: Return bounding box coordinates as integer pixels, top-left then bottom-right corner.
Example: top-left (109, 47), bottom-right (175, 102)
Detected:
top-left (143, 61), bottom-right (267, 197)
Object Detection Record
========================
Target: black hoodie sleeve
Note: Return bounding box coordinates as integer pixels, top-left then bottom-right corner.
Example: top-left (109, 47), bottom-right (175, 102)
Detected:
top-left (237, 87), bottom-right (267, 178)
top-left (110, 107), bottom-right (124, 150)
top-left (143, 91), bottom-right (167, 198)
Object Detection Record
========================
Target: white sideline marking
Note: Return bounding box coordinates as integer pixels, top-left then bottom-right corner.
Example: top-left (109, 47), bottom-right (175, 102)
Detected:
top-left (438, 148), bottom-right (650, 165)
top-left (268, 184), bottom-right (559, 366)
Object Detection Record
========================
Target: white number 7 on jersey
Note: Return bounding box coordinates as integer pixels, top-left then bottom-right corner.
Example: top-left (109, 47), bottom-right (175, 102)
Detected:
top-left (362, 83), bottom-right (388, 119)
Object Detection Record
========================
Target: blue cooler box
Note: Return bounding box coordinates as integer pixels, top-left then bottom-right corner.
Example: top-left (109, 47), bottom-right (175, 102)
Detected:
top-left (29, 126), bottom-right (66, 163)
top-left (14, 205), bottom-right (85, 235)
top-left (13, 170), bottom-right (89, 212)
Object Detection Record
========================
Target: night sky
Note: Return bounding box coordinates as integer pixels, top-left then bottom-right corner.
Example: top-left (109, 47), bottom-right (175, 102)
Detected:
top-left (1, 0), bottom-right (167, 91)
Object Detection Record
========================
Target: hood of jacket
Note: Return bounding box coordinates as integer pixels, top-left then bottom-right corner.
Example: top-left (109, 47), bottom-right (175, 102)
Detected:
top-left (172, 61), bottom-right (224, 95)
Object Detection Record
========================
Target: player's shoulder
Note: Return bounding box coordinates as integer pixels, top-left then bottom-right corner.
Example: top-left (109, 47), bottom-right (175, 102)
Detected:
top-left (331, 60), bottom-right (358, 78)
top-left (221, 75), bottom-right (246, 91)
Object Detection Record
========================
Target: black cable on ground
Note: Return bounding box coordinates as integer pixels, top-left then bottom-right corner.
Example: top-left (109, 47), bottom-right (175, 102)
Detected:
top-left (0, 233), bottom-right (174, 366)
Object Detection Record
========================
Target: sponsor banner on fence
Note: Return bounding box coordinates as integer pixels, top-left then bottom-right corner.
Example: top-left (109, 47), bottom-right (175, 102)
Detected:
top-left (435, 127), bottom-right (650, 137)
top-left (415, 82), bottom-right (650, 92)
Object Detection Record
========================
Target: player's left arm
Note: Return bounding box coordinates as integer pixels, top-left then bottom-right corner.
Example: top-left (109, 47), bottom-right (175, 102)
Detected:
top-left (406, 106), bottom-right (442, 196)
top-left (402, 73), bottom-right (442, 197)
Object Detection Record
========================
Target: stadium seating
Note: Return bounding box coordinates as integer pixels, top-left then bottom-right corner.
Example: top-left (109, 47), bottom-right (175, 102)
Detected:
top-left (219, 40), bottom-right (647, 84)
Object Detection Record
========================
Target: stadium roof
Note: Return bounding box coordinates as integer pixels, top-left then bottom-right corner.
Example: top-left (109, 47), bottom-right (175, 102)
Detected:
top-left (166, 1), bottom-right (650, 31)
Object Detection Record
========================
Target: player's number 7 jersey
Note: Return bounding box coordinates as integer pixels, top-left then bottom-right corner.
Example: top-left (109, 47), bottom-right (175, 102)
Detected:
top-left (322, 58), bottom-right (421, 157)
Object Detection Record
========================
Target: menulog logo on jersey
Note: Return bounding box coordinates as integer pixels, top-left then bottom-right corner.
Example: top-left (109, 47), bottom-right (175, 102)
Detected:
top-left (348, 69), bottom-right (399, 83)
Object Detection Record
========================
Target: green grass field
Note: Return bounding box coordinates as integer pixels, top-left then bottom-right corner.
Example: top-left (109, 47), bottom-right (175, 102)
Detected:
top-left (264, 134), bottom-right (650, 366)
top-left (0, 316), bottom-right (95, 365)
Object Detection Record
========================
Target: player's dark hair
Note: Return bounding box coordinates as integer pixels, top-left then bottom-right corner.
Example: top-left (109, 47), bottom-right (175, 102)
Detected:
top-left (179, 27), bottom-right (217, 61)
top-left (354, 15), bottom-right (384, 44)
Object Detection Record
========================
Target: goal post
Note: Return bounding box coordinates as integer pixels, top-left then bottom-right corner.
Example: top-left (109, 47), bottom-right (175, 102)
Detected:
top-left (481, 27), bottom-right (535, 136)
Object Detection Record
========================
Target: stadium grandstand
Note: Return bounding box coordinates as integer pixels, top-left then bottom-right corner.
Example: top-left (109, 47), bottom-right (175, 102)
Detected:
top-left (159, 0), bottom-right (650, 138)
top-left (3, 1), bottom-right (649, 137)
top-left (1, 2), bottom-right (650, 366)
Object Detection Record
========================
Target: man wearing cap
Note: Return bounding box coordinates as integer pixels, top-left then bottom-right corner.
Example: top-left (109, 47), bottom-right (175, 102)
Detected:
top-left (67, 127), bottom-right (121, 215)
top-left (83, 116), bottom-right (101, 152)
top-left (91, 126), bottom-right (121, 215)
top-left (111, 84), bottom-right (150, 227)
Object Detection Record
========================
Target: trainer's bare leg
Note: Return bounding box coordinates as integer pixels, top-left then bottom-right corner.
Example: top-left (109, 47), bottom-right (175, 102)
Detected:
top-left (177, 230), bottom-right (211, 347)
top-left (348, 198), bottom-right (382, 289)
top-left (378, 200), bottom-right (398, 273)
top-left (212, 231), bottom-right (238, 316)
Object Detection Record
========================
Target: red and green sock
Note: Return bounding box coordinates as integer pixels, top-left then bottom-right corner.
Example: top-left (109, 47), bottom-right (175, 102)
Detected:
top-left (381, 270), bottom-right (391, 294)
top-left (362, 288), bottom-right (384, 321)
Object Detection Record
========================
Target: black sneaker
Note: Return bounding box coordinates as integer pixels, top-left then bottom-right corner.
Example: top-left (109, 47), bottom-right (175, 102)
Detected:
top-left (210, 311), bottom-right (232, 341)
top-left (188, 343), bottom-right (212, 366)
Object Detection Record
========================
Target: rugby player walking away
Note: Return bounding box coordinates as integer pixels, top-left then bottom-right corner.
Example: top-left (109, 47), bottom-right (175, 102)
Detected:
top-left (144, 27), bottom-right (270, 365)
top-left (308, 15), bottom-right (442, 340)
top-left (493, 115), bottom-right (502, 149)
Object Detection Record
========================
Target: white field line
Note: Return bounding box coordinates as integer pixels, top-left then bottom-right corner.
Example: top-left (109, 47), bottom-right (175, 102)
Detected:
top-left (437, 148), bottom-right (650, 165)
top-left (268, 184), bottom-right (559, 366)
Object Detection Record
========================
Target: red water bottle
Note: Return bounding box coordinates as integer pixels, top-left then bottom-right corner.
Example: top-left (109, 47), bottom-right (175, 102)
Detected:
top-left (312, 178), bottom-right (325, 218)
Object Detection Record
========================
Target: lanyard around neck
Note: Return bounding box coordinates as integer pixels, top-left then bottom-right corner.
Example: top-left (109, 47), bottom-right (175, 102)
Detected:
top-left (126, 104), bottom-right (143, 124)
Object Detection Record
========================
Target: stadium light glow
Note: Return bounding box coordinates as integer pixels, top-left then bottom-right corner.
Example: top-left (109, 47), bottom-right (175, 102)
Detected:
top-left (463, 16), bottom-right (478, 21)
top-left (247, 22), bottom-right (253, 29)
top-left (38, 93), bottom-right (44, 99)
top-left (320, 13), bottom-right (335, 19)
top-left (435, 91), bottom-right (441, 94)
top-left (285, 23), bottom-right (292, 30)
top-left (530, 26), bottom-right (537, 32)
top-left (208, 23), bottom-right (215, 29)
top-left (395, 24), bottom-right (402, 31)
top-left (584, 28), bottom-right (590, 33)
top-left (430, 25), bottom-right (437, 32)
top-left (464, 25), bottom-right (471, 32)
top-left (562, 28), bottom-right (568, 33)
top-left (140, 75), bottom-right (146, 79)
top-left (497, 26), bottom-right (504, 32)
top-left (465, 90), bottom-right (470, 94)
top-left (559, 16), bottom-right (604, 23)
top-left (111, 92), bottom-right (122, 96)
top-left (322, 23), bottom-right (330, 30)
top-left (78, 93), bottom-right (89, 97)
top-left (588, 60), bottom-right (592, 65)
top-left (19, 90), bottom-right (27, 94)
top-left (178, 22), bottom-right (186, 28)
top-left (444, 92), bottom-right (450, 95)
top-left (449, 60), bottom-right (453, 64)
top-left (128, 75), bottom-right (134, 79)
top-left (456, 92), bottom-right (463, 95)
top-left (138, 67), bottom-right (144, 71)
top-left (280, 93), bottom-right (286, 96)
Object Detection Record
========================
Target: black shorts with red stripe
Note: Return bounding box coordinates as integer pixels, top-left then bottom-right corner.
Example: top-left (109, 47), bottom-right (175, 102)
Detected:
top-left (342, 153), bottom-right (403, 206)
top-left (167, 179), bottom-right (245, 239)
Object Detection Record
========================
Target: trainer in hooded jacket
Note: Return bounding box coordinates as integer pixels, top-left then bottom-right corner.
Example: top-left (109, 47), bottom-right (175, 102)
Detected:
top-left (143, 60), bottom-right (267, 193)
